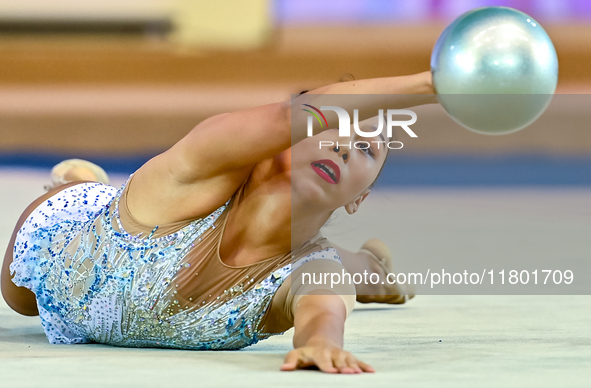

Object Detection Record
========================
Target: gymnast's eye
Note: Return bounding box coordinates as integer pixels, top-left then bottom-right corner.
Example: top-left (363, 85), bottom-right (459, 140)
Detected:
top-left (358, 144), bottom-right (375, 158)
top-left (354, 133), bottom-right (377, 158)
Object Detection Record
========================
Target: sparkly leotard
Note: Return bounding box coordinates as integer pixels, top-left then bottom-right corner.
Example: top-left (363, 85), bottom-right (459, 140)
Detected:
top-left (10, 174), bottom-right (343, 350)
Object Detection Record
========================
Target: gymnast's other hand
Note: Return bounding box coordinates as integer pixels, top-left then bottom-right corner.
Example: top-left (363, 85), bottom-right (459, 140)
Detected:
top-left (281, 293), bottom-right (374, 373)
top-left (281, 345), bottom-right (375, 374)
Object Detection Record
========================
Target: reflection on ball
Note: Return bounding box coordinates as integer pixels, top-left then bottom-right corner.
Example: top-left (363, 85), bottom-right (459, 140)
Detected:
top-left (431, 7), bottom-right (559, 135)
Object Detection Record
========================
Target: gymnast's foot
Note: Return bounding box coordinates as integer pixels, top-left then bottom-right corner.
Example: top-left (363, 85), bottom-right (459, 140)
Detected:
top-left (355, 239), bottom-right (415, 304)
top-left (44, 159), bottom-right (110, 191)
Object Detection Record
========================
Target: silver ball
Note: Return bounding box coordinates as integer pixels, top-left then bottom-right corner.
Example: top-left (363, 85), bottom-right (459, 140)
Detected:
top-left (431, 7), bottom-right (558, 135)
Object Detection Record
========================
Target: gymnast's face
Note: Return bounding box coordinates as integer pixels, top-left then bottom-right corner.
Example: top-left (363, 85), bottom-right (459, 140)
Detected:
top-left (291, 115), bottom-right (389, 214)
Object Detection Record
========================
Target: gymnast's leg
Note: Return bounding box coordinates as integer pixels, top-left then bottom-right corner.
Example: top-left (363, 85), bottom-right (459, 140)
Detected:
top-left (1, 181), bottom-right (90, 316)
top-left (1, 162), bottom-right (106, 316)
top-left (333, 240), bottom-right (414, 304)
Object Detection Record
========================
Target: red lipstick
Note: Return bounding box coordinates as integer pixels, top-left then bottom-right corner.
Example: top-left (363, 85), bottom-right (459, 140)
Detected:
top-left (310, 159), bottom-right (341, 184)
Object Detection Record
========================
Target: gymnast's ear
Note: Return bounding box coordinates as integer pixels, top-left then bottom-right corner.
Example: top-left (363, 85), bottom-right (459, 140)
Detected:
top-left (344, 190), bottom-right (370, 215)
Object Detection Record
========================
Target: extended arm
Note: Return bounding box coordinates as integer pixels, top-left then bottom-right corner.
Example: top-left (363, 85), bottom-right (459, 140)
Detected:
top-left (281, 293), bottom-right (374, 374)
top-left (292, 70), bottom-right (436, 140)
top-left (166, 71), bottom-right (435, 183)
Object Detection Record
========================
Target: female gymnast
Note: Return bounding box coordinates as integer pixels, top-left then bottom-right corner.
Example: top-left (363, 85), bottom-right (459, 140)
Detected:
top-left (1, 71), bottom-right (435, 374)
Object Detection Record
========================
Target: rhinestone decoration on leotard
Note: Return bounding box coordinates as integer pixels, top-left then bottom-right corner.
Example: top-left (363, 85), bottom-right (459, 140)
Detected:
top-left (10, 175), bottom-right (341, 350)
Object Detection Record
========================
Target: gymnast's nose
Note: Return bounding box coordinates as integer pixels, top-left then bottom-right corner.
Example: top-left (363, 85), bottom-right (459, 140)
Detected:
top-left (332, 145), bottom-right (349, 163)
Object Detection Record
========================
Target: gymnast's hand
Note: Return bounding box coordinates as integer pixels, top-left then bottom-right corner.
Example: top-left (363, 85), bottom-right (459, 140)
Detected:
top-left (281, 344), bottom-right (374, 374)
top-left (280, 293), bottom-right (375, 373)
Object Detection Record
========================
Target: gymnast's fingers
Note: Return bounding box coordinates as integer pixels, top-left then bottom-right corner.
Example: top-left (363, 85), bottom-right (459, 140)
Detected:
top-left (356, 358), bottom-right (376, 373)
top-left (280, 350), bottom-right (301, 371)
top-left (333, 351), bottom-right (356, 374)
top-left (345, 354), bottom-right (364, 374)
top-left (314, 348), bottom-right (338, 374)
